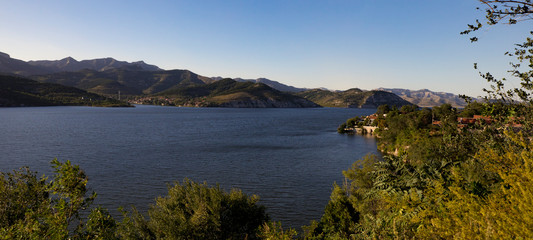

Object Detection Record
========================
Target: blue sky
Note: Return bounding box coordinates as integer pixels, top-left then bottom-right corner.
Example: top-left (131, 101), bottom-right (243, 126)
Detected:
top-left (1, 0), bottom-right (530, 96)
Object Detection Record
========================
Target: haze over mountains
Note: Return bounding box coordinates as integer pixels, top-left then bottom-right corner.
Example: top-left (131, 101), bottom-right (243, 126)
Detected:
top-left (0, 51), bottom-right (468, 108)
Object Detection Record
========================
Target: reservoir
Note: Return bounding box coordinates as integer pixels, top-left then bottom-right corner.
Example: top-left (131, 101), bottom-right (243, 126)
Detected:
top-left (0, 105), bottom-right (379, 228)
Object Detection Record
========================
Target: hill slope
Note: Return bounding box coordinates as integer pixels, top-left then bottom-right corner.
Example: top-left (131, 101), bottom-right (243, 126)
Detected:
top-left (296, 88), bottom-right (413, 108)
top-left (212, 77), bottom-right (307, 92)
top-left (148, 78), bottom-right (320, 108)
top-left (377, 88), bottom-right (468, 108)
top-left (32, 67), bottom-right (213, 95)
top-left (0, 75), bottom-right (130, 107)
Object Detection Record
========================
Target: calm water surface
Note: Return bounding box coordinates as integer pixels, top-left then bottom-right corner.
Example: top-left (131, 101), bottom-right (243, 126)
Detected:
top-left (0, 105), bottom-right (379, 228)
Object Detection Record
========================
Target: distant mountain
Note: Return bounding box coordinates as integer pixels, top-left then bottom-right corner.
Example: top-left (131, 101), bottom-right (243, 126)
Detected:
top-left (0, 51), bottom-right (162, 76)
top-left (212, 77), bottom-right (307, 92)
top-left (0, 74), bottom-right (130, 107)
top-left (28, 56), bottom-right (162, 72)
top-left (295, 88), bottom-right (413, 108)
top-left (32, 67), bottom-right (213, 95)
top-left (0, 51), bottom-right (471, 108)
top-left (150, 78), bottom-right (320, 108)
top-left (0, 52), bottom-right (50, 76)
top-left (376, 88), bottom-right (468, 108)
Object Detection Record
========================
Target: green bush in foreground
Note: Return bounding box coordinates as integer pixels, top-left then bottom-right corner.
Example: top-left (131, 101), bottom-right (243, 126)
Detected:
top-left (0, 159), bottom-right (116, 239)
top-left (118, 179), bottom-right (269, 240)
top-left (0, 161), bottom-right (272, 240)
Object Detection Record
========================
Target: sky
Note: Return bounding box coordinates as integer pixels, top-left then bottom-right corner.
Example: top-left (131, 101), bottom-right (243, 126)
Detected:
top-left (1, 0), bottom-right (531, 97)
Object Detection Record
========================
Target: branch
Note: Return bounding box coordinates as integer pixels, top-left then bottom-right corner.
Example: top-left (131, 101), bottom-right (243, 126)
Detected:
top-left (480, 0), bottom-right (533, 8)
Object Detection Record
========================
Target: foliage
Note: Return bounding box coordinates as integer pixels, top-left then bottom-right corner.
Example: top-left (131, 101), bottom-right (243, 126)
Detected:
top-left (257, 222), bottom-right (298, 240)
top-left (376, 104), bottom-right (391, 115)
top-left (462, 1), bottom-right (533, 104)
top-left (118, 179), bottom-right (269, 240)
top-left (337, 122), bottom-right (348, 133)
top-left (416, 131), bottom-right (533, 239)
top-left (315, 9), bottom-right (533, 233)
top-left (0, 159), bottom-right (117, 240)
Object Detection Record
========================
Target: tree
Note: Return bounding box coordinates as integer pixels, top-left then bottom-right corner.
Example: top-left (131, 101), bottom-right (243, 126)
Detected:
top-left (118, 179), bottom-right (269, 240)
top-left (0, 159), bottom-right (117, 239)
top-left (463, 0), bottom-right (533, 103)
top-left (257, 222), bottom-right (297, 240)
top-left (416, 131), bottom-right (533, 239)
top-left (462, 0), bottom-right (533, 41)
top-left (376, 104), bottom-right (391, 115)
top-left (400, 104), bottom-right (417, 114)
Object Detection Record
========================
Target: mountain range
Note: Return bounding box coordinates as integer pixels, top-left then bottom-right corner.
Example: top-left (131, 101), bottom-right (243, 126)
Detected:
top-left (0, 51), bottom-right (469, 108)
top-left (295, 88), bottom-right (412, 108)
top-left (0, 52), bottom-right (160, 76)
top-left (376, 88), bottom-right (469, 108)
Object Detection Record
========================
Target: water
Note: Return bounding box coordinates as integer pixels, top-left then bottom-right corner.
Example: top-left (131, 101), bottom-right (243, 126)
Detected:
top-left (0, 105), bottom-right (379, 228)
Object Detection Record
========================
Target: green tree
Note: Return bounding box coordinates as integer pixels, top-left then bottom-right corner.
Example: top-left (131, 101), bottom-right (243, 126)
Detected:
top-left (0, 159), bottom-right (117, 240)
top-left (257, 222), bottom-right (297, 240)
top-left (118, 179), bottom-right (269, 240)
top-left (399, 104), bottom-right (417, 113)
top-left (416, 131), bottom-right (533, 239)
top-left (376, 104), bottom-right (391, 115)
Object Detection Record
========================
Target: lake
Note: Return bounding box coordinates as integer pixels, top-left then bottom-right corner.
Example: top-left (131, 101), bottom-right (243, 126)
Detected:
top-left (0, 105), bottom-right (379, 228)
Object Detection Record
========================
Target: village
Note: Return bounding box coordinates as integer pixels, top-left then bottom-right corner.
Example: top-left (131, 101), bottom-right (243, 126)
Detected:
top-left (338, 107), bottom-right (524, 136)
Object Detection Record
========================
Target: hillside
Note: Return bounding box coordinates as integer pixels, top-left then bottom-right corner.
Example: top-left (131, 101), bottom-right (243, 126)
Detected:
top-left (377, 88), bottom-right (468, 108)
top-left (295, 88), bottom-right (413, 108)
top-left (0, 75), bottom-right (130, 107)
top-left (140, 78), bottom-right (320, 108)
top-left (212, 77), bottom-right (307, 92)
top-left (32, 67), bottom-right (213, 95)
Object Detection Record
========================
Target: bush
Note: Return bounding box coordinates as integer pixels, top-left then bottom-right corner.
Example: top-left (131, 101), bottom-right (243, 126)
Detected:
top-left (118, 179), bottom-right (269, 240)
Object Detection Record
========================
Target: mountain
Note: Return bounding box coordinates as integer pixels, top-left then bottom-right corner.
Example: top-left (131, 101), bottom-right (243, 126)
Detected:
top-left (212, 77), bottom-right (307, 92)
top-left (376, 88), bottom-right (468, 108)
top-left (151, 78), bottom-right (320, 108)
top-left (0, 52), bottom-right (51, 76)
top-left (295, 88), bottom-right (413, 108)
top-left (0, 51), bottom-right (162, 76)
top-left (0, 51), bottom-right (467, 108)
top-left (28, 56), bottom-right (162, 72)
top-left (32, 67), bottom-right (213, 95)
top-left (0, 75), bottom-right (130, 107)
